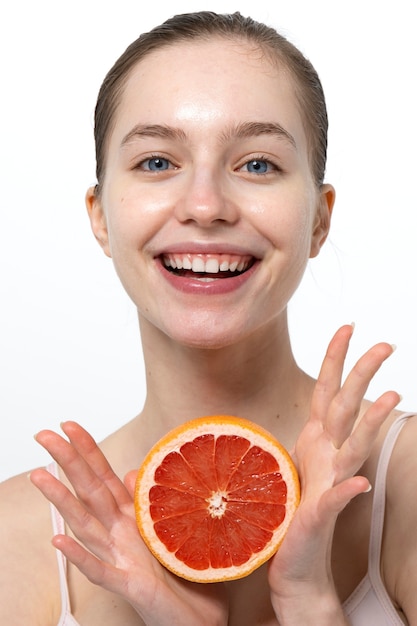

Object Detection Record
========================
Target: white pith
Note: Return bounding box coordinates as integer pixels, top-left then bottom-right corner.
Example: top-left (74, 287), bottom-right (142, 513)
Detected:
top-left (206, 491), bottom-right (228, 518)
top-left (162, 253), bottom-right (252, 274)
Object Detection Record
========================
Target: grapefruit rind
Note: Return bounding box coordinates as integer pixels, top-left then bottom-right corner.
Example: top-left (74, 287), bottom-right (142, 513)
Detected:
top-left (134, 415), bottom-right (300, 583)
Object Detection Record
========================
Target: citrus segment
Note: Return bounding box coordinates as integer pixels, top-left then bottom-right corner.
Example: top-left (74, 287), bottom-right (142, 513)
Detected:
top-left (135, 415), bottom-right (300, 582)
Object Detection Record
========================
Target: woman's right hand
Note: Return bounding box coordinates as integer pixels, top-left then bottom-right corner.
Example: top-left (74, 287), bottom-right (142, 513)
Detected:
top-left (30, 422), bottom-right (228, 626)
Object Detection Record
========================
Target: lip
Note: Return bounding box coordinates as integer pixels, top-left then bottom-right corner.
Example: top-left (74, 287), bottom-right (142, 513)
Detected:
top-left (155, 256), bottom-right (260, 295)
top-left (153, 241), bottom-right (261, 256)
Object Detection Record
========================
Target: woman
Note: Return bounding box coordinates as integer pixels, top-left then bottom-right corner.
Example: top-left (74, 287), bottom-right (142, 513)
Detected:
top-left (1, 11), bottom-right (415, 625)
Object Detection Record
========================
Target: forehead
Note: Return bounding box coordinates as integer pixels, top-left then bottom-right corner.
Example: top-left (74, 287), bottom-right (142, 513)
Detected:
top-left (110, 38), bottom-right (306, 150)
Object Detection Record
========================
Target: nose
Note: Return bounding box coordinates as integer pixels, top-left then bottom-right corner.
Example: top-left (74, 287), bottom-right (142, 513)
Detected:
top-left (174, 168), bottom-right (239, 227)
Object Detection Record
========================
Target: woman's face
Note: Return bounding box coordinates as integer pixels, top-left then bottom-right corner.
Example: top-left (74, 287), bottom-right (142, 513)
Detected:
top-left (87, 38), bottom-right (334, 349)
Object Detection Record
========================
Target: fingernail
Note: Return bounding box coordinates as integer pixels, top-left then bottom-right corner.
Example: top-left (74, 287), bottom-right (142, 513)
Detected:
top-left (364, 483), bottom-right (372, 493)
top-left (390, 344), bottom-right (397, 353)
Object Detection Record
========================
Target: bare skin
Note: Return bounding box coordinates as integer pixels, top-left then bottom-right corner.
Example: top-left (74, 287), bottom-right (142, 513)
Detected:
top-left (1, 38), bottom-right (416, 625)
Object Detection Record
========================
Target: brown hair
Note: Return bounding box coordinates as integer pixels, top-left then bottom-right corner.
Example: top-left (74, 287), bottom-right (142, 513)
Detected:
top-left (93, 11), bottom-right (328, 189)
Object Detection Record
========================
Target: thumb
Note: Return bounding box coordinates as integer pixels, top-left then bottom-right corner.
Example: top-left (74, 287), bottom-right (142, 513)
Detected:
top-left (123, 469), bottom-right (138, 498)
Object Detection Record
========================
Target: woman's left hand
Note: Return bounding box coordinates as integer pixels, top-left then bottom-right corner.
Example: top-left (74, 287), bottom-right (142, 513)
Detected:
top-left (268, 324), bottom-right (400, 624)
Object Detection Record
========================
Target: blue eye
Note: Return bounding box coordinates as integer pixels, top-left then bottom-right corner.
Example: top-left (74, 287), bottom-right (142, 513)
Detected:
top-left (246, 159), bottom-right (270, 174)
top-left (143, 156), bottom-right (170, 171)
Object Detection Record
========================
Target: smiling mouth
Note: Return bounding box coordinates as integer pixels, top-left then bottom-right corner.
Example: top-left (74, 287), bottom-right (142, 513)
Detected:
top-left (161, 253), bottom-right (255, 281)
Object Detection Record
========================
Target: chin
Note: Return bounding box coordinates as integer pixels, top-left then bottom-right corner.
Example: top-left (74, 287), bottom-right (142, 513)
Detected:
top-left (163, 315), bottom-right (249, 351)
top-left (140, 302), bottom-right (265, 351)
top-left (174, 328), bottom-right (241, 351)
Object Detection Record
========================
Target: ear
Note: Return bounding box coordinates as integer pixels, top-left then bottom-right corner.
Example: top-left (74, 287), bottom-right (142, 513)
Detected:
top-left (310, 183), bottom-right (335, 258)
top-left (85, 186), bottom-right (111, 258)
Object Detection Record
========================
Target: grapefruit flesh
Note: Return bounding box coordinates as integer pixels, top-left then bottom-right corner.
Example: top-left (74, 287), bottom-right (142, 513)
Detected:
top-left (134, 415), bottom-right (300, 582)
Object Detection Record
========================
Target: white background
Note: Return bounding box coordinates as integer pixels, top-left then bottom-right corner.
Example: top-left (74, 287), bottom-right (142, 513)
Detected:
top-left (1, 1), bottom-right (415, 482)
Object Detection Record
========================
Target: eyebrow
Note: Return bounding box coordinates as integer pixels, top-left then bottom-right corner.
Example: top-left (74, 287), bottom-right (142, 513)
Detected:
top-left (121, 124), bottom-right (187, 146)
top-left (220, 121), bottom-right (296, 148)
top-left (121, 121), bottom-right (296, 148)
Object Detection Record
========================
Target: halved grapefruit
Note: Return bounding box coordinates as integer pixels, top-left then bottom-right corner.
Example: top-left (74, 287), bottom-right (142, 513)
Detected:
top-left (134, 415), bottom-right (300, 582)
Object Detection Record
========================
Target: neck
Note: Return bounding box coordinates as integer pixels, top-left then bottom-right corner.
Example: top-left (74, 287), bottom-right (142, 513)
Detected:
top-left (137, 311), bottom-right (315, 449)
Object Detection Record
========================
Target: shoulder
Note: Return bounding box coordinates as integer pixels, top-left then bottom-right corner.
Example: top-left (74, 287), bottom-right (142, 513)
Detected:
top-left (385, 412), bottom-right (417, 508)
top-left (382, 412), bottom-right (417, 621)
top-left (0, 470), bottom-right (61, 624)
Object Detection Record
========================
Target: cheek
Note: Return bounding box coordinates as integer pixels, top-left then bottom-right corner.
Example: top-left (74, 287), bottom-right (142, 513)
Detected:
top-left (253, 189), bottom-right (315, 253)
top-left (104, 185), bottom-right (171, 254)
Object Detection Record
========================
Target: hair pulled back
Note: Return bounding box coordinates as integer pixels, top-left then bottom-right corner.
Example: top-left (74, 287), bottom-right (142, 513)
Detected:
top-left (94, 11), bottom-right (328, 189)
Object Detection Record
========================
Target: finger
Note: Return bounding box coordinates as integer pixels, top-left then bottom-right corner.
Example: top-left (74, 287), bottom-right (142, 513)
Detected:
top-left (52, 533), bottom-right (127, 592)
top-left (310, 324), bottom-right (354, 424)
top-left (34, 428), bottom-right (126, 523)
top-left (61, 421), bottom-right (132, 508)
top-left (318, 475), bottom-right (371, 519)
top-left (30, 467), bottom-right (112, 559)
top-left (326, 342), bottom-right (395, 448)
top-left (335, 390), bottom-right (401, 478)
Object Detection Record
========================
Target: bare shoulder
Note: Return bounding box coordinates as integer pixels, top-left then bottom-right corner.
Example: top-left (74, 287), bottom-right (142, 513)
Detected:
top-left (0, 471), bottom-right (61, 625)
top-left (383, 411), bottom-right (417, 622)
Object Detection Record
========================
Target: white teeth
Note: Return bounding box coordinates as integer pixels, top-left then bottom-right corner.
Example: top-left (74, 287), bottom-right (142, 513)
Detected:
top-left (191, 257), bottom-right (206, 272)
top-left (205, 258), bottom-right (220, 273)
top-left (163, 254), bottom-right (251, 274)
